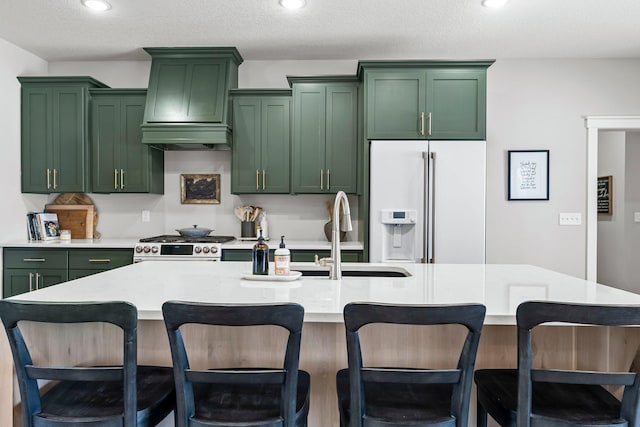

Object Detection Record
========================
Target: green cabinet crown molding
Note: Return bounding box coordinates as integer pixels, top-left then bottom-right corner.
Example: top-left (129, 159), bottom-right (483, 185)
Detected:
top-left (357, 60), bottom-right (495, 78)
top-left (287, 75), bottom-right (359, 87)
top-left (229, 88), bottom-right (293, 97)
top-left (17, 76), bottom-right (109, 87)
top-left (142, 47), bottom-right (243, 65)
top-left (89, 88), bottom-right (147, 96)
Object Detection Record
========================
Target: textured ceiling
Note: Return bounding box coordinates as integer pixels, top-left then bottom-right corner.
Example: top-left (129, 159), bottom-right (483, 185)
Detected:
top-left (1, 0), bottom-right (639, 62)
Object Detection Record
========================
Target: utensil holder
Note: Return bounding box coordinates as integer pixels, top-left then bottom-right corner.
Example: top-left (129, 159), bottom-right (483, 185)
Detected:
top-left (241, 221), bottom-right (256, 238)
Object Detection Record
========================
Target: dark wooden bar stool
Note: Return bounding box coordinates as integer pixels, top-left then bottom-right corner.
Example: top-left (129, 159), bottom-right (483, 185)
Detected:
top-left (474, 301), bottom-right (640, 427)
top-left (162, 301), bottom-right (310, 427)
top-left (0, 300), bottom-right (176, 427)
top-left (336, 302), bottom-right (486, 427)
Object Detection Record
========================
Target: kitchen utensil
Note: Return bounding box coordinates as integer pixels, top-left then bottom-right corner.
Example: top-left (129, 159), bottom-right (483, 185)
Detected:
top-left (175, 225), bottom-right (213, 238)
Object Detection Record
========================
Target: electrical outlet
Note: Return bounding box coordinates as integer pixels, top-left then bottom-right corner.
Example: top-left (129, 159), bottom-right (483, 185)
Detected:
top-left (635, 212), bottom-right (640, 223)
top-left (559, 212), bottom-right (581, 226)
top-left (141, 210), bottom-right (150, 222)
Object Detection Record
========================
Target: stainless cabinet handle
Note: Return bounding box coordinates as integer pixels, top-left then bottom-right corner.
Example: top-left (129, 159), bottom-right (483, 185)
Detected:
top-left (262, 170), bottom-right (266, 191)
top-left (35, 272), bottom-right (41, 289)
top-left (256, 170), bottom-right (260, 190)
top-left (327, 169), bottom-right (330, 190)
top-left (420, 112), bottom-right (425, 136)
top-left (428, 112), bottom-right (432, 136)
top-left (29, 272), bottom-right (34, 292)
top-left (320, 169), bottom-right (324, 190)
top-left (23, 258), bottom-right (45, 262)
top-left (88, 259), bottom-right (112, 263)
top-left (47, 169), bottom-right (51, 189)
top-left (120, 169), bottom-right (124, 189)
top-left (114, 169), bottom-right (118, 190)
top-left (53, 169), bottom-right (57, 189)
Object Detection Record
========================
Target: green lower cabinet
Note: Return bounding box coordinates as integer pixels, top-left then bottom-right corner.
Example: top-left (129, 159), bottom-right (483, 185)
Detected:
top-left (2, 247), bottom-right (133, 297)
top-left (90, 89), bottom-right (164, 193)
top-left (3, 268), bottom-right (68, 297)
top-left (222, 249), bottom-right (362, 263)
top-left (360, 63), bottom-right (492, 140)
top-left (290, 78), bottom-right (359, 194)
top-left (231, 90), bottom-right (291, 194)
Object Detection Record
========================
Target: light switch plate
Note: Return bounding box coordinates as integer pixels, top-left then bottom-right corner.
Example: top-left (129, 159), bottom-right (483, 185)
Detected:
top-left (142, 210), bottom-right (150, 222)
top-left (635, 212), bottom-right (640, 223)
top-left (559, 212), bottom-right (582, 226)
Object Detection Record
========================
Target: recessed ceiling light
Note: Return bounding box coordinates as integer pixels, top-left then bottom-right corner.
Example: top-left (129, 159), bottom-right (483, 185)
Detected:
top-left (279, 0), bottom-right (306, 10)
top-left (482, 0), bottom-right (509, 8)
top-left (81, 0), bottom-right (111, 12)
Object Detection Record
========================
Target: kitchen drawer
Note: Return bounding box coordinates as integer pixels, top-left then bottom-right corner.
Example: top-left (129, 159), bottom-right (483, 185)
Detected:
top-left (3, 248), bottom-right (68, 269)
top-left (221, 249), bottom-right (362, 263)
top-left (68, 249), bottom-right (133, 270)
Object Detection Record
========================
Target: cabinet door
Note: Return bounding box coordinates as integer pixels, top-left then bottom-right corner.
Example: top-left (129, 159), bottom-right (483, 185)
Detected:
top-left (292, 85), bottom-right (327, 193)
top-left (52, 86), bottom-right (87, 192)
top-left (91, 96), bottom-right (120, 192)
top-left (365, 71), bottom-right (426, 140)
top-left (261, 98), bottom-right (290, 193)
top-left (119, 95), bottom-right (152, 192)
top-left (426, 69), bottom-right (486, 140)
top-left (145, 59), bottom-right (227, 123)
top-left (21, 87), bottom-right (52, 193)
top-left (3, 268), bottom-right (68, 297)
top-left (325, 85), bottom-right (358, 193)
top-left (232, 98), bottom-right (262, 193)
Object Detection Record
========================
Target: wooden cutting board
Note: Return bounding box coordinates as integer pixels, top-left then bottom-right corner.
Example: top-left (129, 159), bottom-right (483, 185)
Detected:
top-left (44, 205), bottom-right (95, 239)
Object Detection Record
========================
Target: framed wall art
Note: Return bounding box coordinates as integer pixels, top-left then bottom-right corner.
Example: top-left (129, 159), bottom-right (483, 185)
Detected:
top-left (180, 174), bottom-right (220, 204)
top-left (597, 175), bottom-right (612, 215)
top-left (508, 150), bottom-right (549, 200)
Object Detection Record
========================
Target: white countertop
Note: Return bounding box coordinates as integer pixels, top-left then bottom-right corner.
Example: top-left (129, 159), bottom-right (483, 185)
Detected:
top-left (10, 261), bottom-right (640, 324)
top-left (1, 239), bottom-right (364, 251)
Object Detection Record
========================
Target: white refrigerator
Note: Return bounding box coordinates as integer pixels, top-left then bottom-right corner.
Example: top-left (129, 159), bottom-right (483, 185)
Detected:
top-left (369, 140), bottom-right (486, 263)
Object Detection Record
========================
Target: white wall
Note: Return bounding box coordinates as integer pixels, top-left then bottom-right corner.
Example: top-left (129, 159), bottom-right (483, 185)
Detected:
top-left (597, 131), bottom-right (626, 288)
top-left (485, 59), bottom-right (640, 278)
top-left (0, 39), bottom-right (48, 242)
top-left (10, 54), bottom-right (640, 278)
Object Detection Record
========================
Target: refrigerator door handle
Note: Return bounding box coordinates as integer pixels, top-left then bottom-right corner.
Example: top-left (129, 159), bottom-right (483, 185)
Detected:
top-left (422, 151), bottom-right (436, 263)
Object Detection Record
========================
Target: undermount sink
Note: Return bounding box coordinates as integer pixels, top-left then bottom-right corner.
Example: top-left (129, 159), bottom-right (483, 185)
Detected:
top-left (297, 265), bottom-right (411, 278)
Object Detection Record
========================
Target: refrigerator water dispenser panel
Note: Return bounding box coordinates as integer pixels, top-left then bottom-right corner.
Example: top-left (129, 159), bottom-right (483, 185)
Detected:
top-left (380, 209), bottom-right (417, 261)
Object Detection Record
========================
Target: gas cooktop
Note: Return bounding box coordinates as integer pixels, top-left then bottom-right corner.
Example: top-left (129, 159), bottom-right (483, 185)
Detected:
top-left (139, 235), bottom-right (236, 244)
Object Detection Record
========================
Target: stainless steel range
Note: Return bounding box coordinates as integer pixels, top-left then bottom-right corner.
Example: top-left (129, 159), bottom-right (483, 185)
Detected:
top-left (134, 235), bottom-right (235, 262)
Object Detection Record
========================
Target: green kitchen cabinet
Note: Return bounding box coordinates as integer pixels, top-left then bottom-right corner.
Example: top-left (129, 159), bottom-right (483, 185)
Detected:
top-left (230, 90), bottom-right (291, 194)
top-left (3, 247), bottom-right (133, 297)
top-left (90, 89), bottom-right (164, 193)
top-left (289, 77), bottom-right (359, 194)
top-left (359, 61), bottom-right (493, 140)
top-left (2, 248), bottom-right (69, 297)
top-left (18, 77), bottom-right (108, 193)
top-left (68, 248), bottom-right (133, 279)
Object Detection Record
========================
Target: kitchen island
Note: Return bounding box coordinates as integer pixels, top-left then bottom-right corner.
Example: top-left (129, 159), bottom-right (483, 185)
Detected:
top-left (2, 261), bottom-right (640, 426)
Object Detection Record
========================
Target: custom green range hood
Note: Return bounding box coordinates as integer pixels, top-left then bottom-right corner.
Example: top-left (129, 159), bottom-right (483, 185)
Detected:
top-left (141, 47), bottom-right (243, 150)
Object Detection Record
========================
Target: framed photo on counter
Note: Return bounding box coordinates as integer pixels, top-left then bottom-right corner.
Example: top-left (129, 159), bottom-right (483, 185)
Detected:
top-left (180, 174), bottom-right (221, 204)
top-left (508, 150), bottom-right (549, 200)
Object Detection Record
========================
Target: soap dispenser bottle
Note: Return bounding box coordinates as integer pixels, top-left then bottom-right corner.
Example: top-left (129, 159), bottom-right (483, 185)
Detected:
top-left (274, 235), bottom-right (291, 276)
top-left (252, 230), bottom-right (269, 275)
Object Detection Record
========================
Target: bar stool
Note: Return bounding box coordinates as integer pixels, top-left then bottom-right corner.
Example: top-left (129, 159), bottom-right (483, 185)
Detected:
top-left (0, 300), bottom-right (176, 426)
top-left (336, 302), bottom-right (486, 427)
top-left (474, 301), bottom-right (640, 427)
top-left (162, 301), bottom-right (310, 427)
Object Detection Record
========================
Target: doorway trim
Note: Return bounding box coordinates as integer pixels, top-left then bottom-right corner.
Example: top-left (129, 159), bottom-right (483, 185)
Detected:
top-left (585, 116), bottom-right (640, 281)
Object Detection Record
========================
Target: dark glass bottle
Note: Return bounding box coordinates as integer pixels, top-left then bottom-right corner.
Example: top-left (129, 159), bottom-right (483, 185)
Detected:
top-left (252, 230), bottom-right (269, 275)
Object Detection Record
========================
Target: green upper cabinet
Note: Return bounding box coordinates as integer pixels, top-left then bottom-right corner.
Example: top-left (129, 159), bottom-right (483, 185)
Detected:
top-left (89, 89), bottom-right (164, 193)
top-left (141, 47), bottom-right (243, 149)
top-left (289, 77), bottom-right (359, 194)
top-left (18, 77), bottom-right (108, 193)
top-left (359, 61), bottom-right (493, 140)
top-left (231, 89), bottom-right (291, 194)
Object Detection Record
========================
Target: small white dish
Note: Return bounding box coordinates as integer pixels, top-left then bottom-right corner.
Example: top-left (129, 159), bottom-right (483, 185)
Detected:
top-left (241, 271), bottom-right (302, 282)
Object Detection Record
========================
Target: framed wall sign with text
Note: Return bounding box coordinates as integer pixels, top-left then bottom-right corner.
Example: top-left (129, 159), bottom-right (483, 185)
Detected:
top-left (508, 150), bottom-right (549, 200)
